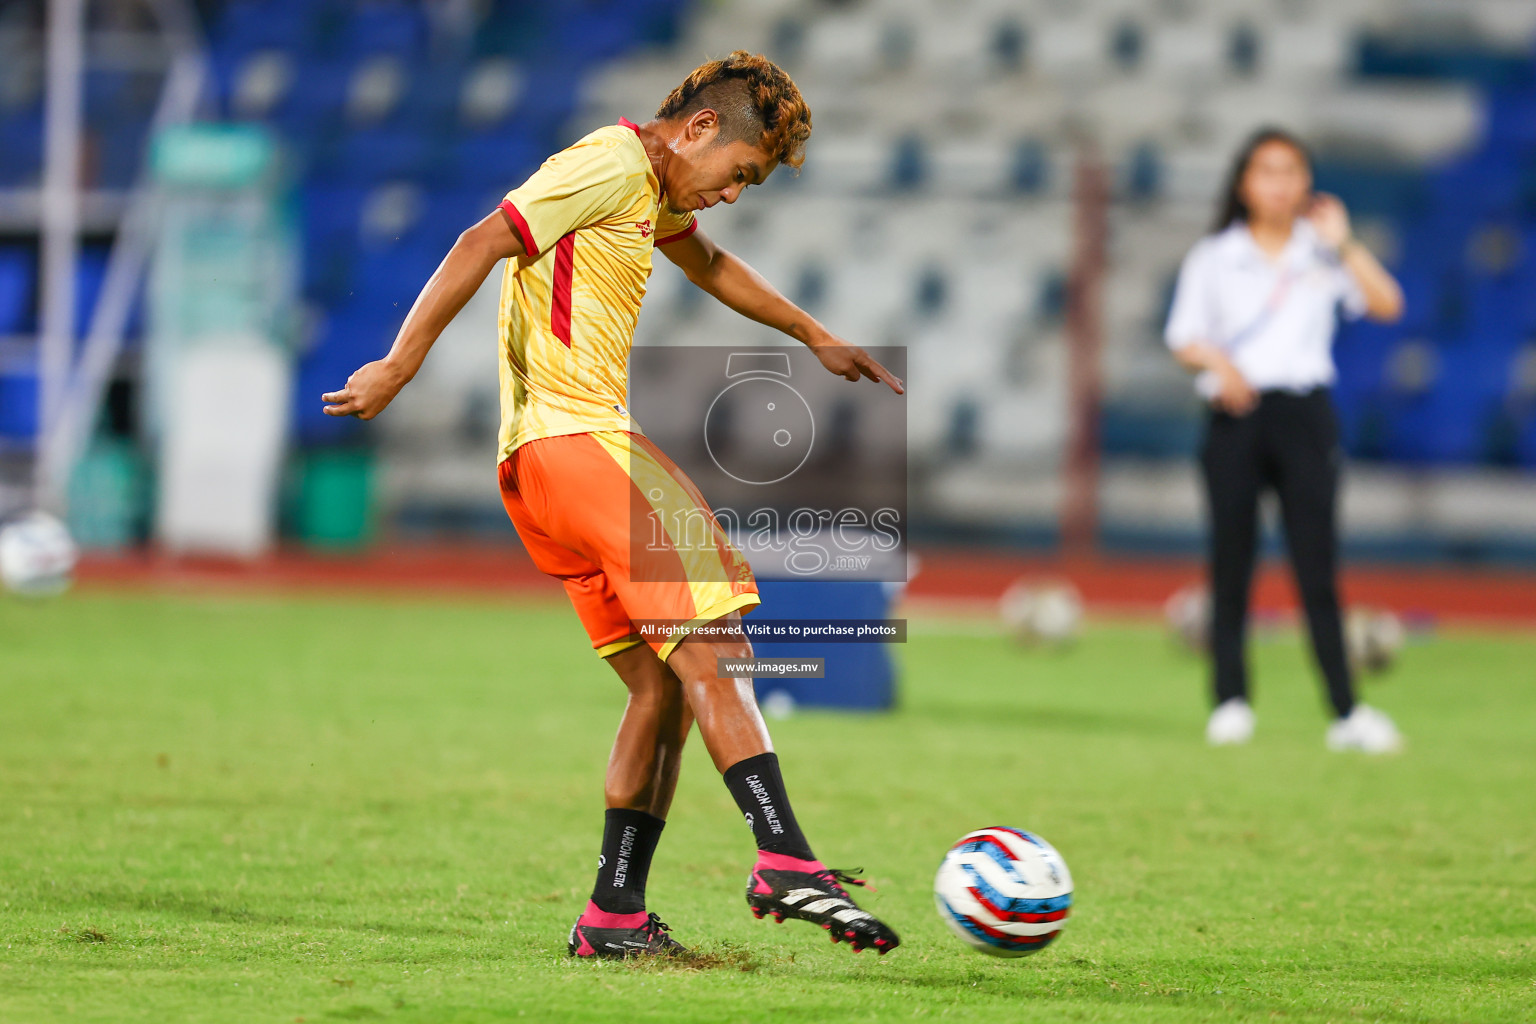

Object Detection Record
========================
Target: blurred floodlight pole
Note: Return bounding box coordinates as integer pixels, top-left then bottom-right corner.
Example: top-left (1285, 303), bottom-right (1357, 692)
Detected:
top-left (1061, 146), bottom-right (1109, 559)
top-left (42, 0), bottom-right (207, 521)
top-left (37, 0), bottom-right (85, 512)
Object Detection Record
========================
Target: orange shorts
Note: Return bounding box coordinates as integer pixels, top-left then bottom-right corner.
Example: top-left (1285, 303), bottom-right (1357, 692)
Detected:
top-left (498, 430), bottom-right (759, 660)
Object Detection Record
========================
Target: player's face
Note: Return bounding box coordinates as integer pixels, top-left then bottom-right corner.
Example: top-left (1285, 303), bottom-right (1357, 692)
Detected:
top-left (1239, 139), bottom-right (1312, 226)
top-left (670, 117), bottom-right (777, 212)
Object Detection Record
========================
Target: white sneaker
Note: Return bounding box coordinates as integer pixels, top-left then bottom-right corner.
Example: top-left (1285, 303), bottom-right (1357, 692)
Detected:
top-left (1206, 698), bottom-right (1255, 746)
top-left (1326, 704), bottom-right (1403, 754)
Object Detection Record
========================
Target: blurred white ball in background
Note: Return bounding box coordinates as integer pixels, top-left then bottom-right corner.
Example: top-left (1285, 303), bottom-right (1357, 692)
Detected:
top-left (1346, 607), bottom-right (1406, 675)
top-left (999, 579), bottom-right (1083, 647)
top-left (760, 688), bottom-right (797, 720)
top-left (0, 511), bottom-right (79, 597)
top-left (1164, 583), bottom-right (1210, 653)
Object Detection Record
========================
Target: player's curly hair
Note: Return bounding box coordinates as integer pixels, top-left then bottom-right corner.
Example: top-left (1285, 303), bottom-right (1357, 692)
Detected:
top-left (656, 51), bottom-right (812, 170)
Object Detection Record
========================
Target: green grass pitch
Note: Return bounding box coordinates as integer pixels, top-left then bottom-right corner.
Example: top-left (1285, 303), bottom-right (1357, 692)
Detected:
top-left (2, 589), bottom-right (1533, 1023)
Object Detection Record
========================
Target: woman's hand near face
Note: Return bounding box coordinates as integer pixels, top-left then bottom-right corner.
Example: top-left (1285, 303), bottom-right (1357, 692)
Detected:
top-left (1306, 193), bottom-right (1352, 251)
top-left (1306, 192), bottom-right (1405, 322)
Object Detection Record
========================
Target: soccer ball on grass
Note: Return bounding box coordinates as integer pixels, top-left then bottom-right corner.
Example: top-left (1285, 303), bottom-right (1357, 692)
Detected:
top-left (934, 827), bottom-right (1073, 957)
top-left (0, 511), bottom-right (78, 597)
top-left (999, 579), bottom-right (1083, 646)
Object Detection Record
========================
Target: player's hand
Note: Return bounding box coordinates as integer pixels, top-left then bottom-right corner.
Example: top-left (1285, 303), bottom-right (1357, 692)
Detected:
top-left (1307, 193), bottom-right (1352, 251)
top-left (321, 359), bottom-right (410, 419)
top-left (808, 333), bottom-right (904, 394)
top-left (1214, 360), bottom-right (1257, 417)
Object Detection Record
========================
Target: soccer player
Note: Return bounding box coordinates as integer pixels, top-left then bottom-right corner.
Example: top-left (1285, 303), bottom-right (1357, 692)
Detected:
top-left (321, 52), bottom-right (903, 958)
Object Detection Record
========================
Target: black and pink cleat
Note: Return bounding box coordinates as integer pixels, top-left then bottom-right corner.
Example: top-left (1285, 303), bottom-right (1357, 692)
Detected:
top-left (745, 852), bottom-right (900, 954)
top-left (568, 901), bottom-right (685, 959)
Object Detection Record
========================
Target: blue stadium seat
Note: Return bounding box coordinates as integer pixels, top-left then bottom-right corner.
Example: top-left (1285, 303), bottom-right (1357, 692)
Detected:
top-left (553, 9), bottom-right (640, 65)
top-left (418, 189), bottom-right (493, 248)
top-left (1334, 319), bottom-right (1399, 378)
top-left (1123, 141), bottom-right (1162, 201)
top-left (318, 127), bottom-right (440, 184)
top-left (499, 58), bottom-right (578, 142)
top-left (84, 69), bottom-right (160, 130)
top-left (337, 4), bottom-right (428, 59)
top-left (0, 246), bottom-right (36, 335)
top-left (446, 130), bottom-right (542, 189)
top-left (632, 0), bottom-right (687, 46)
top-left (0, 372), bottom-right (38, 439)
top-left (1398, 214), bottom-right (1471, 277)
top-left (1381, 341), bottom-right (1512, 464)
top-left (1387, 259), bottom-right (1450, 334)
top-left (1356, 35), bottom-right (1533, 86)
top-left (300, 184), bottom-right (368, 300)
top-left (0, 246), bottom-right (129, 342)
top-left (216, 0), bottom-right (320, 58)
top-left (1312, 162), bottom-right (1425, 220)
top-left (1429, 153), bottom-right (1523, 218)
top-left (348, 245), bottom-right (441, 311)
top-left (1485, 86), bottom-right (1536, 152)
top-left (890, 135), bottom-right (927, 191)
top-left (1010, 138), bottom-right (1049, 194)
top-left (1466, 271), bottom-right (1536, 337)
top-left (394, 63), bottom-right (466, 133)
top-left (93, 118), bottom-right (152, 189)
top-left (0, 110), bottom-right (43, 187)
top-left (266, 61), bottom-right (355, 147)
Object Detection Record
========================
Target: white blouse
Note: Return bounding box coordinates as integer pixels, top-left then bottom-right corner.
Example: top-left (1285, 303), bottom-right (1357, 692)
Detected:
top-left (1164, 218), bottom-right (1367, 400)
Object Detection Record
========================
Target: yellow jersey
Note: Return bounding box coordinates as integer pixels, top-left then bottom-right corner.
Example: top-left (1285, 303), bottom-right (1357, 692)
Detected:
top-left (494, 119), bottom-right (697, 461)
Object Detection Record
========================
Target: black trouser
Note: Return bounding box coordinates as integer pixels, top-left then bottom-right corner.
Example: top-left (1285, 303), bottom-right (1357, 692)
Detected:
top-left (1200, 388), bottom-right (1355, 719)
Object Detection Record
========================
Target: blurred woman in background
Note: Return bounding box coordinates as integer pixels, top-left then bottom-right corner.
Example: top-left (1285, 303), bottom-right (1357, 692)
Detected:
top-left (1164, 128), bottom-right (1405, 753)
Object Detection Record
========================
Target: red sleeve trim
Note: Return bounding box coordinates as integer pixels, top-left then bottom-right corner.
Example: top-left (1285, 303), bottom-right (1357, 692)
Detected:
top-left (498, 199), bottom-right (538, 256)
top-left (655, 219), bottom-right (698, 247)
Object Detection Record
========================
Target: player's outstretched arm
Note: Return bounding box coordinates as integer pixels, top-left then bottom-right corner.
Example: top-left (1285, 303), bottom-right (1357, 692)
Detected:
top-left (661, 229), bottom-right (904, 394)
top-left (322, 210), bottom-right (526, 419)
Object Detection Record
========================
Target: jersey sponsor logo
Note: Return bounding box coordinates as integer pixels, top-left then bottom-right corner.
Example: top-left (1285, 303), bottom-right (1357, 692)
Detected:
top-left (636, 219), bottom-right (653, 238)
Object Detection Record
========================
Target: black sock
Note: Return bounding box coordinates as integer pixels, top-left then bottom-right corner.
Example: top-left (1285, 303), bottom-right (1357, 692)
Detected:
top-left (590, 808), bottom-right (665, 914)
top-left (722, 752), bottom-right (815, 861)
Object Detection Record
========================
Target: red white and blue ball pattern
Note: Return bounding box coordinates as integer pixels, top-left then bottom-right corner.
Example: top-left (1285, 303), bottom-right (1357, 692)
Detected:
top-left (933, 827), bottom-right (1073, 957)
